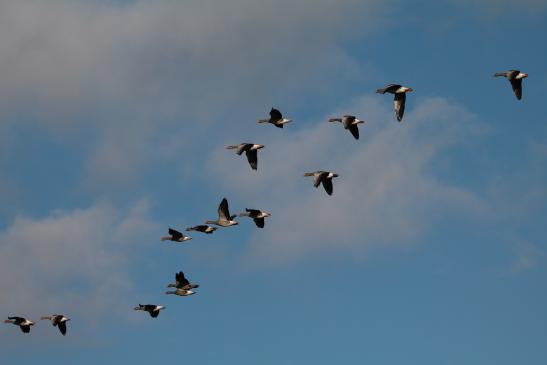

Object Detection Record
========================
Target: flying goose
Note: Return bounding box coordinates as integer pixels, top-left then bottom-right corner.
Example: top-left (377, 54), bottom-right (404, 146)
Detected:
top-left (304, 171), bottom-right (339, 196)
top-left (4, 317), bottom-right (35, 333)
top-left (238, 208), bottom-right (271, 228)
top-left (40, 315), bottom-right (70, 336)
top-left (186, 225), bottom-right (217, 234)
top-left (165, 288), bottom-right (196, 296)
top-left (134, 304), bottom-right (165, 318)
top-left (376, 84), bottom-right (413, 121)
top-left (258, 108), bottom-right (292, 128)
top-left (161, 228), bottom-right (192, 242)
top-left (167, 271), bottom-right (200, 290)
top-left (328, 115), bottom-right (365, 140)
top-left (493, 70), bottom-right (528, 100)
top-left (226, 143), bottom-right (264, 170)
top-left (205, 198), bottom-right (238, 227)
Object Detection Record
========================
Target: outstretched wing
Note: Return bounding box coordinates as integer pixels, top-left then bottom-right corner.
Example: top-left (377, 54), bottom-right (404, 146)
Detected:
top-left (246, 149), bottom-right (258, 170)
top-left (270, 108), bottom-right (282, 122)
top-left (58, 321), bottom-right (67, 336)
top-left (347, 124), bottom-right (359, 140)
top-left (218, 198), bottom-right (231, 221)
top-left (168, 228), bottom-right (183, 240)
top-left (253, 217), bottom-right (265, 228)
top-left (322, 178), bottom-right (334, 195)
top-left (176, 271), bottom-right (190, 288)
top-left (314, 172), bottom-right (326, 188)
top-left (510, 78), bottom-right (523, 100)
top-left (394, 93), bottom-right (406, 121)
top-left (20, 325), bottom-right (31, 333)
top-left (149, 310), bottom-right (160, 318)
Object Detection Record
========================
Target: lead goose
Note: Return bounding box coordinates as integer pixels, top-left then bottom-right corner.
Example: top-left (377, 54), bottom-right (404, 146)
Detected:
top-left (167, 271), bottom-right (200, 290)
top-left (40, 314), bottom-right (70, 336)
top-left (238, 208), bottom-right (271, 228)
top-left (226, 143), bottom-right (264, 170)
top-left (493, 70), bottom-right (528, 100)
top-left (4, 317), bottom-right (35, 333)
top-left (186, 225), bottom-right (217, 234)
top-left (258, 108), bottom-right (292, 128)
top-left (161, 228), bottom-right (192, 242)
top-left (328, 115), bottom-right (365, 140)
top-left (205, 198), bottom-right (238, 227)
top-left (134, 304), bottom-right (165, 318)
top-left (304, 171), bottom-right (339, 196)
top-left (376, 84), bottom-right (413, 121)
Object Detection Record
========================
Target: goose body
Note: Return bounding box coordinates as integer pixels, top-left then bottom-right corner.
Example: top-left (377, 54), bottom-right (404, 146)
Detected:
top-left (376, 84), bottom-right (413, 121)
top-left (258, 108), bottom-right (292, 128)
top-left (304, 171), bottom-right (339, 196)
top-left (226, 143), bottom-right (264, 170)
top-left (328, 115), bottom-right (365, 139)
top-left (134, 304), bottom-right (165, 318)
top-left (493, 69), bottom-right (528, 100)
top-left (4, 316), bottom-right (35, 333)
top-left (165, 288), bottom-right (196, 296)
top-left (186, 225), bottom-right (217, 234)
top-left (205, 198), bottom-right (239, 227)
top-left (40, 314), bottom-right (70, 336)
top-left (167, 271), bottom-right (200, 290)
top-left (239, 208), bottom-right (271, 228)
top-left (161, 228), bottom-right (192, 242)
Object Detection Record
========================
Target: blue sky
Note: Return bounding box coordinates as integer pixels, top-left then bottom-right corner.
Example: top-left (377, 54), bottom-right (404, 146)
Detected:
top-left (1, 1), bottom-right (546, 364)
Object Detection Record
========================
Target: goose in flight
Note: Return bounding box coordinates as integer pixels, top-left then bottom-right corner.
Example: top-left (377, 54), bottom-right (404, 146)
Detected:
top-left (186, 225), bottom-right (217, 234)
top-left (238, 208), bottom-right (271, 228)
top-left (134, 304), bottom-right (165, 318)
top-left (304, 171), bottom-right (339, 196)
top-left (205, 198), bottom-right (239, 227)
top-left (493, 70), bottom-right (528, 100)
top-left (258, 108), bottom-right (292, 128)
top-left (226, 143), bottom-right (264, 170)
top-left (376, 84), bottom-right (413, 121)
top-left (161, 228), bottom-right (192, 242)
top-left (4, 317), bottom-right (35, 333)
top-left (328, 115), bottom-right (365, 140)
top-left (40, 315), bottom-right (70, 336)
top-left (167, 271), bottom-right (200, 291)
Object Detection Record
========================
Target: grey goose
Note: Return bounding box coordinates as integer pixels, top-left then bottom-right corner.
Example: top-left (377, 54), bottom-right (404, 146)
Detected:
top-left (376, 84), bottom-right (413, 121)
top-left (493, 70), bottom-right (528, 100)
top-left (226, 143), bottom-right (264, 170)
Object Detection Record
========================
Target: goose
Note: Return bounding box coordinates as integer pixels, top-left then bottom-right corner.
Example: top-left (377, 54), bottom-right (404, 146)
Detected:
top-left (493, 70), bottom-right (528, 100)
top-left (133, 304), bottom-right (165, 318)
top-left (165, 288), bottom-right (196, 296)
top-left (226, 143), bottom-right (264, 170)
top-left (4, 317), bottom-right (35, 333)
top-left (328, 115), bottom-right (365, 140)
top-left (376, 84), bottom-right (413, 121)
top-left (304, 171), bottom-right (339, 196)
top-left (238, 208), bottom-right (271, 228)
top-left (167, 271), bottom-right (200, 290)
top-left (40, 315), bottom-right (70, 336)
top-left (205, 198), bottom-right (239, 227)
top-left (161, 228), bottom-right (192, 242)
top-left (258, 108), bottom-right (292, 128)
top-left (186, 225), bottom-right (217, 234)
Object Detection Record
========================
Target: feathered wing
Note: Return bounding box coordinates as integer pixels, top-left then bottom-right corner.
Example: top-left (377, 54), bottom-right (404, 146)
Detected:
top-left (246, 149), bottom-right (258, 170)
top-left (270, 108), bottom-right (282, 122)
top-left (253, 217), bottom-right (265, 228)
top-left (313, 173), bottom-right (324, 188)
top-left (58, 321), bottom-right (67, 336)
top-left (218, 198), bottom-right (231, 221)
top-left (20, 325), bottom-right (31, 333)
top-left (322, 178), bottom-right (334, 195)
top-left (168, 228), bottom-right (183, 240)
top-left (347, 124), bottom-right (359, 139)
top-left (394, 93), bottom-right (406, 121)
top-left (176, 271), bottom-right (190, 289)
top-left (510, 78), bottom-right (523, 100)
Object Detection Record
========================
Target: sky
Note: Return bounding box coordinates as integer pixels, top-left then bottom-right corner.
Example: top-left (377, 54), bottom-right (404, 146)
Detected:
top-left (1, 0), bottom-right (546, 364)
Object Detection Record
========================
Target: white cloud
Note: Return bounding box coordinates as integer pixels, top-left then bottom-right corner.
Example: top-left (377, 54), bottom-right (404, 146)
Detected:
top-left (0, 199), bottom-right (159, 331)
top-left (209, 95), bottom-right (488, 264)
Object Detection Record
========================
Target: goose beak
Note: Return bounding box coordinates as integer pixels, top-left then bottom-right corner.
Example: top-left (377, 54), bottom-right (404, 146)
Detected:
top-left (406, 87), bottom-right (413, 93)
